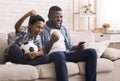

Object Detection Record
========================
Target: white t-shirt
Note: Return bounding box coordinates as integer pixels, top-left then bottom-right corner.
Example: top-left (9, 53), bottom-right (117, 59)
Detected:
top-left (48, 29), bottom-right (66, 54)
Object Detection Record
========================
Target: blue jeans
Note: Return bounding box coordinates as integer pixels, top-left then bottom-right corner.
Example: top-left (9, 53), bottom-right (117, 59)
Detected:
top-left (49, 49), bottom-right (97, 81)
top-left (5, 44), bottom-right (50, 66)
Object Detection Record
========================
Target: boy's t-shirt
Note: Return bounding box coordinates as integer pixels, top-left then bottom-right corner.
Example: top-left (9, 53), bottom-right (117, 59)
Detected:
top-left (14, 26), bottom-right (42, 48)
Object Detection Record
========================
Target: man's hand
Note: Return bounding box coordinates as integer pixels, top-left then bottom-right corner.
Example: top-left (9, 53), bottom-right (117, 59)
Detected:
top-left (50, 31), bottom-right (59, 44)
top-left (44, 31), bottom-right (59, 53)
top-left (76, 42), bottom-right (85, 50)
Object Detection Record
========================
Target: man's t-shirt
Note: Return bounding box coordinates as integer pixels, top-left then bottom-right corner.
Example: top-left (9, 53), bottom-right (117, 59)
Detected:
top-left (48, 29), bottom-right (66, 54)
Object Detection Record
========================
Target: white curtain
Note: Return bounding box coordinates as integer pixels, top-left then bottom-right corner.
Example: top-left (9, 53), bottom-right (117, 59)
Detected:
top-left (98, 0), bottom-right (120, 30)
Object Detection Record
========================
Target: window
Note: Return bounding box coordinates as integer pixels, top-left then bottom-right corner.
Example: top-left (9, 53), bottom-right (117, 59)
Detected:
top-left (98, 0), bottom-right (120, 30)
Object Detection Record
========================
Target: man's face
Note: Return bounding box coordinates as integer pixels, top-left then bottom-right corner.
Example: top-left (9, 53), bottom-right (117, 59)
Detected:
top-left (29, 21), bottom-right (44, 37)
top-left (49, 11), bottom-right (63, 29)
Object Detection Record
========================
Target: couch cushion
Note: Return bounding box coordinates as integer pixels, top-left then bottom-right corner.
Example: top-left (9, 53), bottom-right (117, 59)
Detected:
top-left (36, 62), bottom-right (79, 78)
top-left (70, 31), bottom-right (95, 47)
top-left (0, 33), bottom-right (8, 64)
top-left (86, 40), bottom-right (110, 58)
top-left (103, 48), bottom-right (120, 61)
top-left (77, 58), bottom-right (113, 75)
top-left (0, 63), bottom-right (39, 81)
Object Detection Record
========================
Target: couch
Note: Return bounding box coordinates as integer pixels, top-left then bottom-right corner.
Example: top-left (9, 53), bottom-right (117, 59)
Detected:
top-left (0, 31), bottom-right (120, 81)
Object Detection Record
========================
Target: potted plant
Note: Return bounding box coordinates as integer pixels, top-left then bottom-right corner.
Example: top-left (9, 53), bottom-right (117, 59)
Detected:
top-left (102, 23), bottom-right (111, 33)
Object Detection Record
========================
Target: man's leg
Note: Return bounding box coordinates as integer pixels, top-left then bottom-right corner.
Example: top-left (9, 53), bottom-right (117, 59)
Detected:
top-left (49, 51), bottom-right (68, 81)
top-left (66, 48), bottom-right (97, 81)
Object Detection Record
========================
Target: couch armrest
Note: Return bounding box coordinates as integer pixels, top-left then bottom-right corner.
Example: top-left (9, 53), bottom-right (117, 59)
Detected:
top-left (102, 48), bottom-right (120, 61)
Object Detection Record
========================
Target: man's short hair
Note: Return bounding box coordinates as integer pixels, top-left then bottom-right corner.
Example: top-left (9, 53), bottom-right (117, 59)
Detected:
top-left (48, 6), bottom-right (62, 15)
top-left (29, 15), bottom-right (45, 25)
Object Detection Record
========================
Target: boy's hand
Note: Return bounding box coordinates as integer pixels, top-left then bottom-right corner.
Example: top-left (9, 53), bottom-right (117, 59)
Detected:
top-left (28, 10), bottom-right (37, 16)
top-left (25, 52), bottom-right (37, 59)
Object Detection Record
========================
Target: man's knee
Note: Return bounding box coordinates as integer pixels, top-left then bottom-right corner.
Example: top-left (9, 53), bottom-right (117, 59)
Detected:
top-left (86, 48), bottom-right (97, 58)
top-left (50, 51), bottom-right (66, 61)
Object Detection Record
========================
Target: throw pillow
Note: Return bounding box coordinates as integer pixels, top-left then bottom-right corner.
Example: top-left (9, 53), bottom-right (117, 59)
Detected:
top-left (7, 32), bottom-right (15, 45)
top-left (86, 40), bottom-right (110, 58)
top-left (102, 48), bottom-right (120, 61)
top-left (0, 33), bottom-right (8, 63)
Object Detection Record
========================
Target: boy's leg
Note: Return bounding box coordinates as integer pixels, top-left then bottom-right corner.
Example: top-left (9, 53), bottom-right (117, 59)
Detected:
top-left (6, 44), bottom-right (27, 64)
top-left (66, 49), bottom-right (97, 81)
top-left (49, 51), bottom-right (68, 81)
top-left (28, 54), bottom-right (50, 66)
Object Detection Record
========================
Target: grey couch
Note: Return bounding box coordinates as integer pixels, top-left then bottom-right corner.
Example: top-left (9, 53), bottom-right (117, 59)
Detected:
top-left (0, 31), bottom-right (120, 81)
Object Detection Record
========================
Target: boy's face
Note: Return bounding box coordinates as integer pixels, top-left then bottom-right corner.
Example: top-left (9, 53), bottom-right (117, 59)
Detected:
top-left (29, 21), bottom-right (44, 37)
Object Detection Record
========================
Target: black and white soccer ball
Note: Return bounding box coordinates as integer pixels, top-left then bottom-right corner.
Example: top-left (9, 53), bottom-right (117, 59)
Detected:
top-left (20, 41), bottom-right (38, 54)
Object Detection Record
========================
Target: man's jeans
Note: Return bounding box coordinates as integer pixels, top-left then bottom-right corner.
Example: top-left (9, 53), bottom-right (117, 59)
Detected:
top-left (49, 48), bottom-right (97, 81)
top-left (5, 44), bottom-right (50, 66)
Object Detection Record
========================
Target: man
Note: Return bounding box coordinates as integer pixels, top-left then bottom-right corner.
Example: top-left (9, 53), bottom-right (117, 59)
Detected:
top-left (41, 6), bottom-right (97, 81)
top-left (5, 10), bottom-right (49, 66)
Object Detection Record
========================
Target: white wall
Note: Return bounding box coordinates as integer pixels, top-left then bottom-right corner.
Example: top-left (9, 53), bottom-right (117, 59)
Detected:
top-left (98, 0), bottom-right (120, 30)
top-left (0, 0), bottom-right (73, 34)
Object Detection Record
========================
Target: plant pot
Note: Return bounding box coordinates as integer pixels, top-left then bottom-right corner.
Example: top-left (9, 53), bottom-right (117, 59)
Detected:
top-left (103, 28), bottom-right (109, 33)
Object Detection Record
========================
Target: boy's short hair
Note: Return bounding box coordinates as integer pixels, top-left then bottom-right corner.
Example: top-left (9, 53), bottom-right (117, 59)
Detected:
top-left (29, 15), bottom-right (45, 25)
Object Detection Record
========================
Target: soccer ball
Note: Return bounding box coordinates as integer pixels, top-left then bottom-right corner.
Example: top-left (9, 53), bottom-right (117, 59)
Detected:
top-left (20, 41), bottom-right (38, 54)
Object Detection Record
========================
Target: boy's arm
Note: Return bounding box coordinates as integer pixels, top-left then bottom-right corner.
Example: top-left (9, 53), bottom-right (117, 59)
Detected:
top-left (15, 10), bottom-right (37, 33)
top-left (37, 48), bottom-right (44, 56)
top-left (26, 48), bottom-right (44, 59)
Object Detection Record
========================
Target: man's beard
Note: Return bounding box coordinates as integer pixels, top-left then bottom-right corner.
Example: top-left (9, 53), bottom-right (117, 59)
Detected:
top-left (51, 21), bottom-right (61, 29)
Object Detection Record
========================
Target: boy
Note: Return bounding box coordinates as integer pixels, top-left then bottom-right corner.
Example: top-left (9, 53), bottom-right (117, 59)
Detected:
top-left (5, 10), bottom-right (49, 65)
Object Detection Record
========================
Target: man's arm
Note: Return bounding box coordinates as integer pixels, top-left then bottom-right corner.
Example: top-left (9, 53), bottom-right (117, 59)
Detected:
top-left (15, 10), bottom-right (36, 33)
top-left (44, 31), bottom-right (59, 53)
